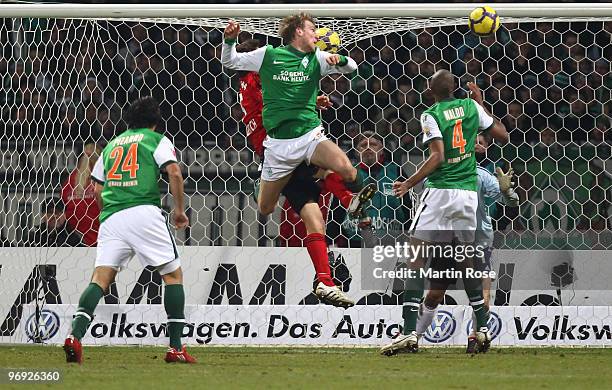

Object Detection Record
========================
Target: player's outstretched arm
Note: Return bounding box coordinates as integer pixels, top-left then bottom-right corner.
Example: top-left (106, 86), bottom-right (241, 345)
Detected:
top-left (220, 21), bottom-right (266, 72)
top-left (393, 140), bottom-right (444, 197)
top-left (468, 82), bottom-right (509, 144)
top-left (165, 163), bottom-right (189, 229)
top-left (316, 50), bottom-right (358, 76)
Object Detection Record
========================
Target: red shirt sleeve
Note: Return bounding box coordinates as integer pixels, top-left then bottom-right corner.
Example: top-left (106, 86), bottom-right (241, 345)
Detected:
top-left (239, 72), bottom-right (266, 158)
top-left (62, 169), bottom-right (100, 246)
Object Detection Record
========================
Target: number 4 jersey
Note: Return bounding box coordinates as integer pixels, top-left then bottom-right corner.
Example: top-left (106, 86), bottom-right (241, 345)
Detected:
top-left (420, 98), bottom-right (494, 192)
top-left (91, 128), bottom-right (177, 223)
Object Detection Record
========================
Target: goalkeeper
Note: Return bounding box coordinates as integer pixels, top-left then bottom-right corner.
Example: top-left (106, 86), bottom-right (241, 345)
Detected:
top-left (415, 155), bottom-right (519, 353)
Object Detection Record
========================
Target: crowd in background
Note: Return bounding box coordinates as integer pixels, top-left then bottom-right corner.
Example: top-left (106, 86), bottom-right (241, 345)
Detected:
top-left (0, 14), bottom-right (610, 247)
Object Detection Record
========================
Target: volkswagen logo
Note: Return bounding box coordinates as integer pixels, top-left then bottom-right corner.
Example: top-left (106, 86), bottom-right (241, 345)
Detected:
top-left (466, 311), bottom-right (502, 340)
top-left (423, 310), bottom-right (457, 343)
top-left (24, 309), bottom-right (60, 342)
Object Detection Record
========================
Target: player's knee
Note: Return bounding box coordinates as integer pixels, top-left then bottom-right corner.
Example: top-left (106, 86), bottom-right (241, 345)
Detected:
top-left (304, 219), bottom-right (325, 235)
top-left (337, 162), bottom-right (356, 183)
top-left (161, 266), bottom-right (183, 285)
top-left (91, 267), bottom-right (116, 293)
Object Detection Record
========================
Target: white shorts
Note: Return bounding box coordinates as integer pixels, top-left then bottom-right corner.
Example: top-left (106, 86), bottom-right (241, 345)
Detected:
top-left (96, 205), bottom-right (180, 275)
top-left (261, 126), bottom-right (328, 181)
top-left (409, 188), bottom-right (477, 243)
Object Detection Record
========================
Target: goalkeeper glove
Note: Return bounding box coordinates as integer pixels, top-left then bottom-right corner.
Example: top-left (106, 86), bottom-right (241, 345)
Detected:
top-left (495, 166), bottom-right (515, 193)
top-left (496, 166), bottom-right (520, 207)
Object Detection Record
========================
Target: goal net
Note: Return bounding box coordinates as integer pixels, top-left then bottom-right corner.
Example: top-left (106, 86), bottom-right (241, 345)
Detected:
top-left (1, 3), bottom-right (611, 346)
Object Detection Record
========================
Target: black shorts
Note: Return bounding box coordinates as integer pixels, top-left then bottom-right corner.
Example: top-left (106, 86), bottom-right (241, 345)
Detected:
top-left (282, 162), bottom-right (321, 214)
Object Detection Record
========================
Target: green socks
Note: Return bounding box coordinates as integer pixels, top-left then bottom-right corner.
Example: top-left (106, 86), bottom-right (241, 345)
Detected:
top-left (71, 282), bottom-right (186, 349)
top-left (463, 277), bottom-right (490, 329)
top-left (71, 282), bottom-right (104, 340)
top-left (164, 284), bottom-right (185, 350)
top-left (402, 271), bottom-right (424, 334)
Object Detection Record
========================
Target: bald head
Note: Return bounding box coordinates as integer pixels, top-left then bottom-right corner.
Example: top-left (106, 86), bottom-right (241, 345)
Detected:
top-left (430, 69), bottom-right (455, 101)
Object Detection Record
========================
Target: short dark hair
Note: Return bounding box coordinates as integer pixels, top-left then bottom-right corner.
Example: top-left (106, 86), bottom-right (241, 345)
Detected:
top-left (42, 197), bottom-right (64, 214)
top-left (278, 12), bottom-right (315, 44)
top-left (236, 39), bottom-right (261, 53)
top-left (355, 130), bottom-right (384, 149)
top-left (124, 97), bottom-right (161, 130)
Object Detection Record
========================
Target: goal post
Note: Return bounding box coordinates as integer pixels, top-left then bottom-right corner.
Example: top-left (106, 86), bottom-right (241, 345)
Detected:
top-left (2, 3), bottom-right (612, 17)
top-left (0, 3), bottom-right (611, 346)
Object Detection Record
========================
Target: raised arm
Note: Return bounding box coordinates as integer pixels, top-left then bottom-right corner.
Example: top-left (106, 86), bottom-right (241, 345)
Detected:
top-left (392, 113), bottom-right (445, 197)
top-left (220, 21), bottom-right (266, 72)
top-left (316, 49), bottom-right (358, 76)
top-left (468, 82), bottom-right (509, 144)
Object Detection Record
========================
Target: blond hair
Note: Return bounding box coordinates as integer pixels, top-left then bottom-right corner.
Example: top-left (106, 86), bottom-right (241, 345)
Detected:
top-left (278, 12), bottom-right (315, 44)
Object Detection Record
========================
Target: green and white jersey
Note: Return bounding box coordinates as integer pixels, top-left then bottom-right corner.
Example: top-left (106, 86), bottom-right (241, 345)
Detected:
top-left (91, 128), bottom-right (177, 223)
top-left (421, 98), bottom-right (494, 191)
top-left (221, 41), bottom-right (357, 139)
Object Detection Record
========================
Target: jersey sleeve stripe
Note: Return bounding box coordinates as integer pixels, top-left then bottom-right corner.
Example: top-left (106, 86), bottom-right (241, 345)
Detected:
top-left (91, 175), bottom-right (104, 185)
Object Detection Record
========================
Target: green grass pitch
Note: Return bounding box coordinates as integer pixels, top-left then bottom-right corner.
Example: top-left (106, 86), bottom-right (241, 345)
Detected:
top-left (1, 346), bottom-right (611, 389)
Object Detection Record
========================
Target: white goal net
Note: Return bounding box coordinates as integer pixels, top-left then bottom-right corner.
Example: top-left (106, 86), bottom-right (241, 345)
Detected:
top-left (0, 3), bottom-right (611, 346)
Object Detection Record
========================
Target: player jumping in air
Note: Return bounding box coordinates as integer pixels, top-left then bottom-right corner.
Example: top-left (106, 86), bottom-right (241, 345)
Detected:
top-left (235, 39), bottom-right (375, 306)
top-left (380, 71), bottom-right (508, 355)
top-left (64, 97), bottom-right (196, 364)
top-left (222, 14), bottom-right (373, 307)
top-left (221, 14), bottom-right (361, 215)
top-left (415, 139), bottom-right (519, 353)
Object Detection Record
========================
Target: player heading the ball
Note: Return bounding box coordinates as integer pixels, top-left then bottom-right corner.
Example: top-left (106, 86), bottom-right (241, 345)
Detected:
top-left (221, 13), bottom-right (361, 216)
top-left (221, 14), bottom-right (364, 309)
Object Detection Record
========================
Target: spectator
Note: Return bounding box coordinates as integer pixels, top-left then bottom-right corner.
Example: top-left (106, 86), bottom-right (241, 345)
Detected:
top-left (338, 131), bottom-right (411, 248)
top-left (61, 141), bottom-right (102, 246)
top-left (26, 197), bottom-right (83, 247)
top-left (535, 127), bottom-right (563, 159)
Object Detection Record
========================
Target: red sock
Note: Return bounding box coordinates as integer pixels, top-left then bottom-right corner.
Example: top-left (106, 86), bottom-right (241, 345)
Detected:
top-left (305, 233), bottom-right (334, 287)
top-left (324, 172), bottom-right (353, 209)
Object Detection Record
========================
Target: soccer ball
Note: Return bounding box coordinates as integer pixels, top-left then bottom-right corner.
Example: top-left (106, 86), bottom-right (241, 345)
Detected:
top-left (468, 6), bottom-right (501, 37)
top-left (315, 27), bottom-right (341, 54)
